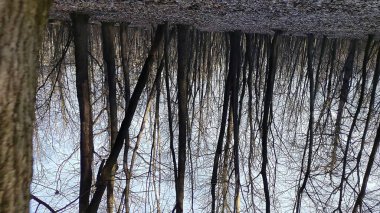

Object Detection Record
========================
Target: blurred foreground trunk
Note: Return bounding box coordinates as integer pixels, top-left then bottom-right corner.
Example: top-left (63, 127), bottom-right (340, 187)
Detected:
top-left (0, 0), bottom-right (51, 212)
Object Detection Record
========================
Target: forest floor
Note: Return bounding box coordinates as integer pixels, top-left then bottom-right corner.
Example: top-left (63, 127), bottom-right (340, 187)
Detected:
top-left (50, 0), bottom-right (380, 38)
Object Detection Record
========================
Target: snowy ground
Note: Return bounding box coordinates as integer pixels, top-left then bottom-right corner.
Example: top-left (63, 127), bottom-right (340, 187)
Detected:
top-left (50, 0), bottom-right (380, 38)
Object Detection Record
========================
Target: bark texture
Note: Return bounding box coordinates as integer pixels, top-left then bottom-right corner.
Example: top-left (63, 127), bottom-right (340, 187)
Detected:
top-left (0, 0), bottom-right (51, 212)
top-left (71, 13), bottom-right (94, 213)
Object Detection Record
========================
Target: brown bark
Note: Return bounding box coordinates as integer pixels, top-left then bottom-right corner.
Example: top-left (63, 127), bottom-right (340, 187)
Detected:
top-left (0, 1), bottom-right (51, 212)
top-left (71, 13), bottom-right (94, 213)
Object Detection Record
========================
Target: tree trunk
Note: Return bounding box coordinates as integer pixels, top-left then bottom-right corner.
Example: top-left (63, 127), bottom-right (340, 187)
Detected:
top-left (101, 22), bottom-right (118, 213)
top-left (229, 31), bottom-right (242, 213)
top-left (261, 31), bottom-right (281, 213)
top-left (71, 13), bottom-right (94, 213)
top-left (164, 24), bottom-right (178, 193)
top-left (356, 38), bottom-right (380, 186)
top-left (120, 22), bottom-right (131, 213)
top-left (353, 119), bottom-right (380, 212)
top-left (330, 40), bottom-right (357, 170)
top-left (0, 0), bottom-right (51, 212)
top-left (175, 24), bottom-right (190, 213)
top-left (127, 81), bottom-right (157, 213)
top-left (353, 43), bottom-right (380, 213)
top-left (150, 61), bottom-right (163, 213)
top-left (211, 33), bottom-right (234, 213)
top-left (87, 24), bottom-right (164, 213)
top-left (221, 108), bottom-right (233, 213)
top-left (337, 35), bottom-right (373, 211)
top-left (295, 34), bottom-right (315, 213)
top-left (247, 33), bottom-right (258, 210)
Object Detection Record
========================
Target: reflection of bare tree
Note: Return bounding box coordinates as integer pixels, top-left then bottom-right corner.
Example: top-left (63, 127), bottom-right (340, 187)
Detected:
top-left (32, 21), bottom-right (380, 213)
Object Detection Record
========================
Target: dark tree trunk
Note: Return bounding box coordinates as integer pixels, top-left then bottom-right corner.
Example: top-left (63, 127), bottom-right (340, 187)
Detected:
top-left (211, 33), bottom-right (234, 213)
top-left (353, 43), bottom-right (380, 213)
top-left (261, 31), bottom-right (281, 213)
top-left (295, 34), bottom-right (315, 213)
top-left (0, 0), bottom-right (51, 212)
top-left (356, 38), bottom-right (380, 186)
top-left (337, 35), bottom-right (373, 211)
top-left (71, 13), bottom-right (94, 213)
top-left (175, 24), bottom-right (191, 213)
top-left (88, 25), bottom-right (164, 213)
top-left (222, 107), bottom-right (234, 213)
top-left (247, 33), bottom-right (258, 210)
top-left (229, 31), bottom-right (242, 213)
top-left (120, 22), bottom-right (131, 213)
top-left (330, 40), bottom-right (357, 170)
top-left (353, 119), bottom-right (380, 213)
top-left (101, 22), bottom-right (118, 213)
top-left (313, 36), bottom-right (327, 98)
top-left (165, 24), bottom-right (178, 189)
